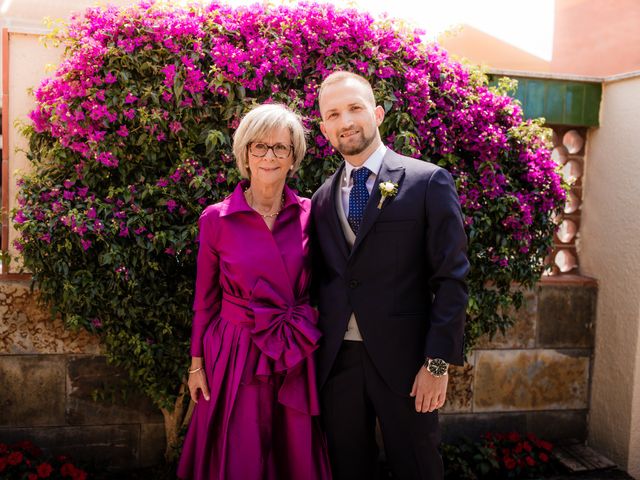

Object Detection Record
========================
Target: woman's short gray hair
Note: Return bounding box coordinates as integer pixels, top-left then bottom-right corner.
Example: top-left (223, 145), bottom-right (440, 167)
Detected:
top-left (232, 103), bottom-right (307, 179)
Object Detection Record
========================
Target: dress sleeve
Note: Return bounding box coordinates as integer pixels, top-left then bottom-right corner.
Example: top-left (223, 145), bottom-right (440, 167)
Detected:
top-left (190, 208), bottom-right (221, 357)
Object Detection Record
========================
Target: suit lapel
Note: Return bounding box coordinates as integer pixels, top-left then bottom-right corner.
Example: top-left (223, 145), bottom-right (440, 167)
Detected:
top-left (324, 164), bottom-right (350, 261)
top-left (351, 151), bottom-right (406, 255)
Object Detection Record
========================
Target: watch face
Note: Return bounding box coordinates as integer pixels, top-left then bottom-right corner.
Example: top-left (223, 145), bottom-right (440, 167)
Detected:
top-left (428, 358), bottom-right (448, 377)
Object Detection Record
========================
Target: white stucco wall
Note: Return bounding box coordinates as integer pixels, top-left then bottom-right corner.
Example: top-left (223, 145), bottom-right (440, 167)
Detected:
top-left (581, 74), bottom-right (640, 478)
top-left (6, 32), bottom-right (63, 270)
top-left (632, 322), bottom-right (640, 477)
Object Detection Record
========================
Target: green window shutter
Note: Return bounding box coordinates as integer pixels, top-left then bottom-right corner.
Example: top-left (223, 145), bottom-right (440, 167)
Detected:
top-left (489, 75), bottom-right (601, 127)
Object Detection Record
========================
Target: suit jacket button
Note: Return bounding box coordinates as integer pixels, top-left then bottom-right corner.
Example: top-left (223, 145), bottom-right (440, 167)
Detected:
top-left (349, 279), bottom-right (359, 288)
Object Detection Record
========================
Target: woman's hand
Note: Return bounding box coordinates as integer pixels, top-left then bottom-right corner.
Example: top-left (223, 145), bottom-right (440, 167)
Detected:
top-left (188, 359), bottom-right (210, 403)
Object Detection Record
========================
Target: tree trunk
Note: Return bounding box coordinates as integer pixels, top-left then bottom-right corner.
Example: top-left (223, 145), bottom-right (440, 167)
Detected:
top-left (160, 382), bottom-right (194, 462)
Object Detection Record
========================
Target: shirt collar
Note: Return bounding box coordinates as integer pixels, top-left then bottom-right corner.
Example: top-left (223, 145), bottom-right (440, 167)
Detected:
top-left (344, 143), bottom-right (387, 181)
top-left (219, 180), bottom-right (307, 217)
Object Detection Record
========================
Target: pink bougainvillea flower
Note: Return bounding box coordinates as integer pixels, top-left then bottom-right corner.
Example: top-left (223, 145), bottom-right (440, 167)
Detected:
top-left (169, 121), bottom-right (182, 133)
top-left (124, 93), bottom-right (138, 104)
top-left (13, 210), bottom-right (27, 224)
top-left (104, 72), bottom-right (117, 84)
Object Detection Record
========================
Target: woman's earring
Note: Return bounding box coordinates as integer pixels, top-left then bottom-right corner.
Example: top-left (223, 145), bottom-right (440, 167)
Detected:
top-left (289, 165), bottom-right (294, 170)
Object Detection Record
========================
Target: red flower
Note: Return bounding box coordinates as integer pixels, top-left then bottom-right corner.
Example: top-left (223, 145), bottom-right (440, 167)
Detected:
top-left (507, 431), bottom-right (521, 442)
top-left (72, 469), bottom-right (88, 480)
top-left (0, 457), bottom-right (7, 472)
top-left (38, 462), bottom-right (54, 478)
top-left (61, 462), bottom-right (87, 480)
top-left (540, 452), bottom-right (549, 463)
top-left (61, 462), bottom-right (75, 476)
top-left (0, 443), bottom-right (7, 454)
top-left (523, 441), bottom-right (532, 452)
top-left (539, 440), bottom-right (553, 451)
top-left (17, 440), bottom-right (35, 450)
top-left (514, 442), bottom-right (523, 453)
top-left (29, 474), bottom-right (39, 480)
top-left (504, 456), bottom-right (517, 470)
top-left (526, 456), bottom-right (536, 466)
top-left (8, 451), bottom-right (23, 465)
top-left (15, 440), bottom-right (41, 456)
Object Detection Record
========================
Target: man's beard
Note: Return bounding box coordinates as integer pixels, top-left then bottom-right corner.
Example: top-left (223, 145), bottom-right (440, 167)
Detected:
top-left (335, 129), bottom-right (376, 156)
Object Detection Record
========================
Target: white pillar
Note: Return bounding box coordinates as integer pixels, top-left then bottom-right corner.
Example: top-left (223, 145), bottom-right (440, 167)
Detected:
top-left (580, 73), bottom-right (640, 478)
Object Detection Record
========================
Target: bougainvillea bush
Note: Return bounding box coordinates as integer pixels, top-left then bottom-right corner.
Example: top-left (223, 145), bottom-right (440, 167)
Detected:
top-left (13, 0), bottom-right (565, 455)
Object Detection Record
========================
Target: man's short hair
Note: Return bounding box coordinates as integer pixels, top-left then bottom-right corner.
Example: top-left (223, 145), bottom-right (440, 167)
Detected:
top-left (318, 71), bottom-right (376, 107)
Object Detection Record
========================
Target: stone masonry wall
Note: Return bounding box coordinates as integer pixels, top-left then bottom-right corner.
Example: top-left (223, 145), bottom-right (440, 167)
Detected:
top-left (0, 276), bottom-right (597, 467)
top-left (441, 276), bottom-right (597, 442)
top-left (0, 280), bottom-right (165, 468)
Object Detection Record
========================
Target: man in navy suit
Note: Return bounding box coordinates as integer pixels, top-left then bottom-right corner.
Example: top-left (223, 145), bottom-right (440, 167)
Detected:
top-left (312, 71), bottom-right (470, 480)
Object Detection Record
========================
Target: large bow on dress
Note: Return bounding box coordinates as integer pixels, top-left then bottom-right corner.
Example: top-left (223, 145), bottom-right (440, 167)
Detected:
top-left (239, 278), bottom-right (322, 414)
top-left (249, 278), bottom-right (321, 372)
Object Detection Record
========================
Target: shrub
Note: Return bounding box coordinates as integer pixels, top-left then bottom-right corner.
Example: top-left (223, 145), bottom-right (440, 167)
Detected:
top-left (442, 436), bottom-right (499, 479)
top-left (442, 432), bottom-right (557, 479)
top-left (0, 440), bottom-right (88, 480)
top-left (12, 1), bottom-right (566, 456)
top-left (486, 431), bottom-right (556, 479)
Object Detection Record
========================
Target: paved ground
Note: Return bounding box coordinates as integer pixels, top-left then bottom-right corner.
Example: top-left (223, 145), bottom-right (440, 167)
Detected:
top-left (116, 467), bottom-right (635, 479)
top-left (548, 468), bottom-right (634, 480)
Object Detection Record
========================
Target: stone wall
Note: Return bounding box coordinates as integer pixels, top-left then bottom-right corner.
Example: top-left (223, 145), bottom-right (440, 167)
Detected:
top-left (0, 280), bottom-right (165, 468)
top-left (0, 276), bottom-right (597, 468)
top-left (441, 276), bottom-right (597, 442)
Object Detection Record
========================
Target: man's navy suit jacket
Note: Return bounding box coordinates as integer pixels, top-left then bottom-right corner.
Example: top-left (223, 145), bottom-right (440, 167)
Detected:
top-left (311, 149), bottom-right (470, 396)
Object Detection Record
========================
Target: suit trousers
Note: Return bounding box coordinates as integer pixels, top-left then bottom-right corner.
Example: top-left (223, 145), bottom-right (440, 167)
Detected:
top-left (320, 341), bottom-right (443, 480)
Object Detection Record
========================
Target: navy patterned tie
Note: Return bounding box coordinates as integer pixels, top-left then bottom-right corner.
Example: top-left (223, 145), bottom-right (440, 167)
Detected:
top-left (348, 167), bottom-right (371, 235)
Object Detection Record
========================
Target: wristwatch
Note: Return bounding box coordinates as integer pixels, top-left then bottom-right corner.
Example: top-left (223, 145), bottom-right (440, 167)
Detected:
top-left (424, 357), bottom-right (449, 377)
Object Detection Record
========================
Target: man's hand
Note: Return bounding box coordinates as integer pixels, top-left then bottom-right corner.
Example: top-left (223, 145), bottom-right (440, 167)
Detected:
top-left (409, 366), bottom-right (448, 413)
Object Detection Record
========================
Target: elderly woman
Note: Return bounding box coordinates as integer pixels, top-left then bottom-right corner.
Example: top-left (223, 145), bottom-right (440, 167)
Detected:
top-left (177, 104), bottom-right (331, 480)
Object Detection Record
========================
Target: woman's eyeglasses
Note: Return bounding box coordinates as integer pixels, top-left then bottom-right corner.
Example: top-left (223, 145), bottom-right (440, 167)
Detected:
top-left (249, 142), bottom-right (293, 159)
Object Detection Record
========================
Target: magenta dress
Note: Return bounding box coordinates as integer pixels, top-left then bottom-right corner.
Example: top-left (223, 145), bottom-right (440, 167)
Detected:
top-left (177, 182), bottom-right (331, 480)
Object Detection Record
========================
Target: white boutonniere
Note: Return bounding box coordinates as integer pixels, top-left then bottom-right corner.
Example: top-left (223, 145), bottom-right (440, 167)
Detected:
top-left (377, 181), bottom-right (399, 209)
